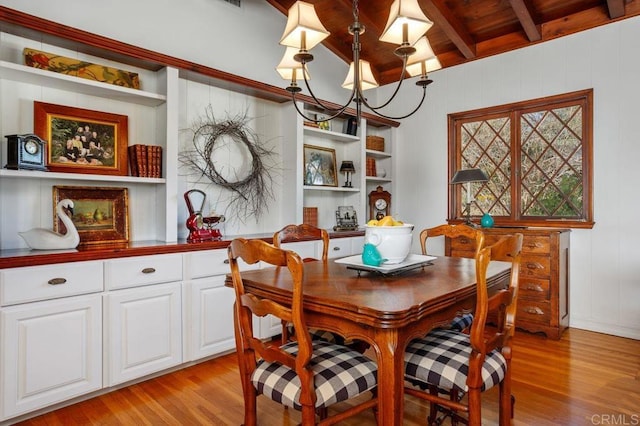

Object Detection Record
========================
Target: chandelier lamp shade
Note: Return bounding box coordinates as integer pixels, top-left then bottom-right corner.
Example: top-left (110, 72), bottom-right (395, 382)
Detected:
top-left (276, 0), bottom-right (439, 124)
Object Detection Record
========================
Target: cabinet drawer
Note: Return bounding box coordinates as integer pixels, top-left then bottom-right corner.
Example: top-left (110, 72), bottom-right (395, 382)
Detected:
top-left (328, 238), bottom-right (351, 259)
top-left (521, 236), bottom-right (551, 254)
top-left (518, 277), bottom-right (550, 300)
top-left (104, 254), bottom-right (182, 290)
top-left (518, 300), bottom-right (551, 325)
top-left (183, 249), bottom-right (259, 279)
top-left (520, 255), bottom-right (551, 278)
top-left (0, 261), bottom-right (103, 306)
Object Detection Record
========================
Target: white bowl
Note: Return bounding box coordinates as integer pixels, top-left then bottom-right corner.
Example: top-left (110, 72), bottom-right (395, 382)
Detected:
top-left (364, 224), bottom-right (414, 264)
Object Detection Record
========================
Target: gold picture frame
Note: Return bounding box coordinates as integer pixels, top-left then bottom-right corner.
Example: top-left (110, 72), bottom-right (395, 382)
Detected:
top-left (303, 144), bottom-right (338, 187)
top-left (34, 101), bottom-right (128, 176)
top-left (53, 186), bottom-right (129, 247)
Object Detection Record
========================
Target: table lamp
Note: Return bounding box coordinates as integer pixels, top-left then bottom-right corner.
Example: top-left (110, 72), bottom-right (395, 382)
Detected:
top-left (450, 168), bottom-right (488, 226)
top-left (340, 161), bottom-right (356, 187)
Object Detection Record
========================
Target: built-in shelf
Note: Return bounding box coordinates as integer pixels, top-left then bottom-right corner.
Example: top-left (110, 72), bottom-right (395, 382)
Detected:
top-left (365, 149), bottom-right (391, 159)
top-left (303, 185), bottom-right (359, 192)
top-left (0, 61), bottom-right (167, 107)
top-left (0, 168), bottom-right (165, 184)
top-left (303, 126), bottom-right (360, 143)
top-left (366, 176), bottom-right (392, 183)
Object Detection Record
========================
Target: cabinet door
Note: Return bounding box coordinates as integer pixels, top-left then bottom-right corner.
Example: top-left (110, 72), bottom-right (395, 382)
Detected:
top-left (183, 276), bottom-right (236, 361)
top-left (104, 282), bottom-right (182, 386)
top-left (1, 294), bottom-right (102, 421)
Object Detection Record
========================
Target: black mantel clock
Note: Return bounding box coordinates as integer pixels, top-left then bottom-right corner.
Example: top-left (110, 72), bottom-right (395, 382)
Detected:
top-left (5, 134), bottom-right (48, 171)
top-left (369, 185), bottom-right (391, 220)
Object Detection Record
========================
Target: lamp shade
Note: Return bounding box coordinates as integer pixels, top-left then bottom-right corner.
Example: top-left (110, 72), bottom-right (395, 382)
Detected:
top-left (379, 0), bottom-right (434, 46)
top-left (279, 1), bottom-right (330, 50)
top-left (406, 36), bottom-right (441, 77)
top-left (341, 60), bottom-right (379, 91)
top-left (276, 47), bottom-right (310, 80)
top-left (340, 161), bottom-right (356, 173)
top-left (450, 168), bottom-right (489, 184)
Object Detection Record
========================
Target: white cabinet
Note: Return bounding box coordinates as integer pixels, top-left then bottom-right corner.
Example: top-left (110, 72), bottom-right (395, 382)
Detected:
top-left (103, 255), bottom-right (183, 386)
top-left (182, 249), bottom-right (260, 361)
top-left (1, 295), bottom-right (102, 420)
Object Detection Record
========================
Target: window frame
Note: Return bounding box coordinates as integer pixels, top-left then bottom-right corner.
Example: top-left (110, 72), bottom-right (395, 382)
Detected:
top-left (448, 89), bottom-right (594, 229)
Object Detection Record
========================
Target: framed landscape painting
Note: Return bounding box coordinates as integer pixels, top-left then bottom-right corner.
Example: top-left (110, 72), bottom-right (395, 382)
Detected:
top-left (53, 186), bottom-right (129, 246)
top-left (34, 101), bottom-right (128, 176)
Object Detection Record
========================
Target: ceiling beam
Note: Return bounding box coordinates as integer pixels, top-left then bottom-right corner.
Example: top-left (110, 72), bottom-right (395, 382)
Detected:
top-left (421, 0), bottom-right (476, 59)
top-left (606, 0), bottom-right (625, 18)
top-left (508, 0), bottom-right (541, 41)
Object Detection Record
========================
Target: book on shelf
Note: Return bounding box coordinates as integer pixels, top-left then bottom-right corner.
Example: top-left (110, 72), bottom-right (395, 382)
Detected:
top-left (128, 144), bottom-right (162, 178)
top-left (366, 157), bottom-right (377, 177)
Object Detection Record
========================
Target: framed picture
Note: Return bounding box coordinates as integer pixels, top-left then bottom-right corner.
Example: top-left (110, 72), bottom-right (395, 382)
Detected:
top-left (303, 144), bottom-right (337, 187)
top-left (53, 186), bottom-right (129, 246)
top-left (34, 101), bottom-right (128, 176)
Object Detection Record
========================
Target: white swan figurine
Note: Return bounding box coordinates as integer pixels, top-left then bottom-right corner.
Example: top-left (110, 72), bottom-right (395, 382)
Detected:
top-left (19, 199), bottom-right (80, 250)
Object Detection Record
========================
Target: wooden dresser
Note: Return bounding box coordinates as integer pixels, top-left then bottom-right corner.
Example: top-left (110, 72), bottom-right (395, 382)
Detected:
top-left (446, 227), bottom-right (570, 339)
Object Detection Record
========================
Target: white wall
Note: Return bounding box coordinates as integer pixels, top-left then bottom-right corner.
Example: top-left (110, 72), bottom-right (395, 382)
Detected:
top-left (2, 1), bottom-right (638, 339)
top-left (387, 16), bottom-right (640, 340)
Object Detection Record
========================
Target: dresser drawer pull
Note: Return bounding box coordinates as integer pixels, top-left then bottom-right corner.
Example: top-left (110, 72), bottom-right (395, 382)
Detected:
top-left (526, 262), bottom-right (544, 270)
top-left (526, 242), bottom-right (543, 249)
top-left (47, 277), bottom-right (67, 285)
top-left (223, 259), bottom-right (230, 264)
top-left (333, 246), bottom-right (341, 251)
top-left (525, 283), bottom-right (544, 292)
top-left (141, 267), bottom-right (156, 274)
top-left (524, 306), bottom-right (545, 315)
top-left (459, 237), bottom-right (469, 244)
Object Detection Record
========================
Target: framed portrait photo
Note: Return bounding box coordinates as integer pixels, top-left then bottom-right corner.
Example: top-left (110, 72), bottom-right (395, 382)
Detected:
top-left (34, 101), bottom-right (128, 176)
top-left (53, 185), bottom-right (129, 247)
top-left (303, 144), bottom-right (337, 187)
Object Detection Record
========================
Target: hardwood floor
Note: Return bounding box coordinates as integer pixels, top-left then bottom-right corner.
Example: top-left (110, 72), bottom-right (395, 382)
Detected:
top-left (13, 328), bottom-right (640, 425)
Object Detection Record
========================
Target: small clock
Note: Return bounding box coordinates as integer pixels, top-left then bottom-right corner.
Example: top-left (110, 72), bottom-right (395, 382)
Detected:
top-left (4, 134), bottom-right (48, 171)
top-left (369, 185), bottom-right (391, 220)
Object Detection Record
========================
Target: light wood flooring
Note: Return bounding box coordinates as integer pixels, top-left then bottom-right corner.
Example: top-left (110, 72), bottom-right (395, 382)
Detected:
top-left (13, 328), bottom-right (640, 425)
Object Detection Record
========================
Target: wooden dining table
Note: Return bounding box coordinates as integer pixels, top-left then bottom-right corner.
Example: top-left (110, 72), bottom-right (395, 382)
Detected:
top-left (225, 255), bottom-right (511, 425)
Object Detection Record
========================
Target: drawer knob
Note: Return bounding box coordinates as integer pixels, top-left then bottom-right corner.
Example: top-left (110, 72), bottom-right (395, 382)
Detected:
top-left (526, 242), bottom-right (543, 249)
top-left (223, 259), bottom-right (230, 264)
top-left (526, 262), bottom-right (544, 270)
top-left (141, 267), bottom-right (156, 274)
top-left (525, 283), bottom-right (544, 292)
top-left (333, 247), bottom-right (341, 251)
top-left (47, 277), bottom-right (67, 285)
top-left (524, 306), bottom-right (545, 315)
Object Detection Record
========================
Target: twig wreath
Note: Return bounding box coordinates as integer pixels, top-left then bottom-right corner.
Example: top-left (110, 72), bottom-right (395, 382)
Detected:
top-left (179, 107), bottom-right (277, 221)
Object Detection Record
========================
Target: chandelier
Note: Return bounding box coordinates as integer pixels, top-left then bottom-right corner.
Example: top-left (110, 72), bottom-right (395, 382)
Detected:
top-left (276, 0), bottom-right (441, 124)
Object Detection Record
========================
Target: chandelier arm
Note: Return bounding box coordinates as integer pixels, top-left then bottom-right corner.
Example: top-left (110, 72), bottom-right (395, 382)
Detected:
top-left (299, 62), bottom-right (356, 115)
top-left (361, 55), bottom-right (409, 111)
top-left (291, 91), bottom-right (352, 122)
top-left (362, 86), bottom-right (428, 121)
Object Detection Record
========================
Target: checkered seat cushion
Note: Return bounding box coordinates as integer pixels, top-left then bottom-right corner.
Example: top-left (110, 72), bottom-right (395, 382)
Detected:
top-left (285, 323), bottom-right (346, 345)
top-left (404, 328), bottom-right (506, 393)
top-left (252, 340), bottom-right (377, 410)
top-left (449, 313), bottom-right (474, 332)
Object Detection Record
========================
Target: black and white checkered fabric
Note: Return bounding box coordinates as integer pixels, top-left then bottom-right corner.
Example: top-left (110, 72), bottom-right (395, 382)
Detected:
top-left (252, 340), bottom-right (377, 410)
top-left (449, 313), bottom-right (474, 331)
top-left (286, 323), bottom-right (345, 345)
top-left (404, 328), bottom-right (507, 393)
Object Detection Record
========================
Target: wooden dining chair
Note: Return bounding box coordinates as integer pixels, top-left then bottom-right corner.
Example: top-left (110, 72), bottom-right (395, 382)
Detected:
top-left (404, 233), bottom-right (523, 426)
top-left (420, 224), bottom-right (485, 332)
top-left (228, 238), bottom-right (378, 426)
top-left (273, 224), bottom-right (341, 346)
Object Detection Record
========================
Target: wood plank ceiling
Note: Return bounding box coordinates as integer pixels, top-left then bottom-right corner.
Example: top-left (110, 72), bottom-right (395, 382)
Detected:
top-left (266, 0), bottom-right (640, 85)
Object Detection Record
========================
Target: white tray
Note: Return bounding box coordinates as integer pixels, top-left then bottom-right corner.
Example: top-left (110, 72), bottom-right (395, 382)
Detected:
top-left (334, 254), bottom-right (437, 275)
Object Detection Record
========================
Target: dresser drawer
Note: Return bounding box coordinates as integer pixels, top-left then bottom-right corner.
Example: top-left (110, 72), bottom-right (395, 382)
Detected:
top-left (517, 300), bottom-right (551, 324)
top-left (183, 249), bottom-right (259, 279)
top-left (104, 254), bottom-right (182, 290)
top-left (521, 236), bottom-right (551, 254)
top-left (0, 261), bottom-right (103, 306)
top-left (520, 255), bottom-right (551, 278)
top-left (518, 277), bottom-right (550, 300)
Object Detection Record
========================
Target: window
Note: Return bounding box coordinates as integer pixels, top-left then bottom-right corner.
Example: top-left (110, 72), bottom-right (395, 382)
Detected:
top-left (448, 89), bottom-right (593, 229)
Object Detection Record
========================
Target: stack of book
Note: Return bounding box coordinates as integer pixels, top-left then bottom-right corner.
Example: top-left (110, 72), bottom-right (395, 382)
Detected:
top-left (128, 144), bottom-right (163, 178)
top-left (366, 157), bottom-right (377, 177)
